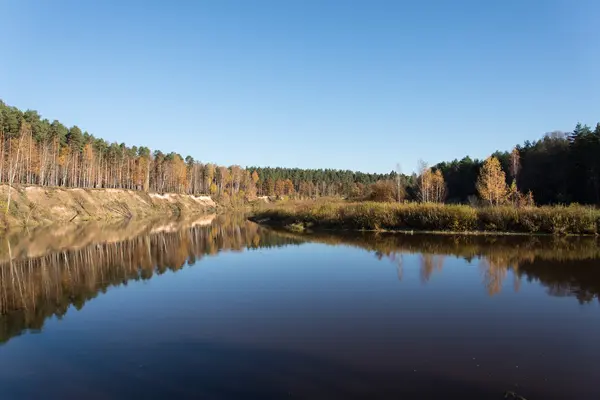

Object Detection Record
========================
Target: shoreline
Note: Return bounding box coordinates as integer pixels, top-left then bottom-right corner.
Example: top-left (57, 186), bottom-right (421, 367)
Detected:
top-left (249, 201), bottom-right (600, 237)
top-left (250, 217), bottom-right (600, 237)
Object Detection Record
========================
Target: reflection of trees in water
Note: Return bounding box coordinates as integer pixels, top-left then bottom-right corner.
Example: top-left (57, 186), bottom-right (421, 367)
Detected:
top-left (0, 215), bottom-right (302, 344)
top-left (478, 251), bottom-right (534, 296)
top-left (376, 251), bottom-right (405, 281)
top-left (2, 220), bottom-right (600, 344)
top-left (412, 237), bottom-right (598, 300)
top-left (276, 230), bottom-right (600, 302)
top-left (419, 254), bottom-right (445, 284)
top-left (516, 258), bottom-right (600, 304)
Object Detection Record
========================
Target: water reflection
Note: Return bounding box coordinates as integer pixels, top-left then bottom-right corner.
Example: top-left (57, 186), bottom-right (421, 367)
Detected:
top-left (0, 215), bottom-right (302, 344)
top-left (1, 217), bottom-right (600, 345)
top-left (286, 230), bottom-right (600, 302)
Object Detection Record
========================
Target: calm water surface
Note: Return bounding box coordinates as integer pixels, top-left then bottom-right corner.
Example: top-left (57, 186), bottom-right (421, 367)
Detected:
top-left (0, 215), bottom-right (599, 399)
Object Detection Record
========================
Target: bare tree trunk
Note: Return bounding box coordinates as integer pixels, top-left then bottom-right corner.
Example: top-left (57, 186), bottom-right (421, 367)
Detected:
top-left (0, 130), bottom-right (4, 183)
top-left (27, 133), bottom-right (32, 184)
top-left (7, 130), bottom-right (26, 214)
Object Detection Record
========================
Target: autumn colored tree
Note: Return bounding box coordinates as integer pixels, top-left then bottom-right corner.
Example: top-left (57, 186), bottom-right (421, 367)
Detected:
top-left (417, 161), bottom-right (433, 203)
top-left (477, 156), bottom-right (508, 206)
top-left (283, 179), bottom-right (295, 196)
top-left (171, 154), bottom-right (187, 193)
top-left (349, 182), bottom-right (365, 199)
top-left (432, 169), bottom-right (446, 203)
top-left (243, 170), bottom-right (257, 200)
top-left (274, 179), bottom-right (285, 197)
top-left (415, 164), bottom-right (445, 204)
top-left (204, 164), bottom-right (215, 194)
top-left (216, 166), bottom-right (230, 195)
top-left (230, 165), bottom-right (242, 195)
top-left (138, 146), bottom-right (151, 191)
top-left (368, 180), bottom-right (396, 202)
top-left (6, 120), bottom-right (28, 213)
top-left (298, 181), bottom-right (316, 198)
top-left (251, 170), bottom-right (260, 195)
top-left (263, 178), bottom-right (275, 197)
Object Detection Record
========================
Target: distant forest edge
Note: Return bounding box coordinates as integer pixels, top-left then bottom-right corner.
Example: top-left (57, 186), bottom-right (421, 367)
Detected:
top-left (1, 100), bottom-right (599, 206)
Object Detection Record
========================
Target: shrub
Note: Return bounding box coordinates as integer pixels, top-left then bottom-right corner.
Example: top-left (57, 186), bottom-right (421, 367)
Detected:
top-left (368, 181), bottom-right (397, 203)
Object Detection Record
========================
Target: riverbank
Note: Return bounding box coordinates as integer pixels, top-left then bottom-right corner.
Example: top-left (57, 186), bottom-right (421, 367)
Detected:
top-left (0, 185), bottom-right (217, 229)
top-left (251, 200), bottom-right (600, 235)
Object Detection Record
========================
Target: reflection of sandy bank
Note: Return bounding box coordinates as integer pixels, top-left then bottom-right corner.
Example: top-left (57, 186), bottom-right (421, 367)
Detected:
top-left (0, 214), bottom-right (216, 262)
top-left (150, 214), bottom-right (216, 234)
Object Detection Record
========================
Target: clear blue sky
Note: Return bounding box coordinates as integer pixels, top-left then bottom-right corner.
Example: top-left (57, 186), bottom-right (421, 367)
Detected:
top-left (1, 0), bottom-right (599, 173)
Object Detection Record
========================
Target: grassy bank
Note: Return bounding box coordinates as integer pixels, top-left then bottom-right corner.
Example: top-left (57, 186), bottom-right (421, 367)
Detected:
top-left (251, 200), bottom-right (600, 235)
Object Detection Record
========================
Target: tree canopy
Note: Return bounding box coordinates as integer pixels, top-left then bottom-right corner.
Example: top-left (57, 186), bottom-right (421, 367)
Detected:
top-left (1, 99), bottom-right (599, 206)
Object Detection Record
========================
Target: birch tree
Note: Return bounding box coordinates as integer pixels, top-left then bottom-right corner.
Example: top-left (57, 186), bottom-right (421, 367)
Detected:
top-left (477, 156), bottom-right (508, 206)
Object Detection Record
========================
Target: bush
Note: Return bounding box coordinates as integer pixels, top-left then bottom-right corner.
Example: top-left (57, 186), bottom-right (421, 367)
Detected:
top-left (367, 181), bottom-right (397, 203)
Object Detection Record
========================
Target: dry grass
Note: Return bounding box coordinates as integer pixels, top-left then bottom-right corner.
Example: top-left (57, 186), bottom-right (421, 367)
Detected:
top-left (252, 200), bottom-right (600, 235)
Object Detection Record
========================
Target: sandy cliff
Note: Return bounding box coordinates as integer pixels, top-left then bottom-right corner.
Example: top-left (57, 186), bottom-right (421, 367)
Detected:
top-left (0, 185), bottom-right (217, 229)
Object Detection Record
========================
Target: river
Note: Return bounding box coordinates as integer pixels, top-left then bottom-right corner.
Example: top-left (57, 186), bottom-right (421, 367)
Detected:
top-left (0, 214), bottom-right (599, 399)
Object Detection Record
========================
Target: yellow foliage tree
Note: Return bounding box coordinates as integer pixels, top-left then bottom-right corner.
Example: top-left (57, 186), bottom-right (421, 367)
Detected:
top-left (170, 155), bottom-right (187, 193)
top-left (432, 169), bottom-right (446, 203)
top-left (274, 179), bottom-right (285, 197)
top-left (417, 161), bottom-right (433, 203)
top-left (418, 165), bottom-right (446, 203)
top-left (477, 156), bottom-right (508, 206)
top-left (283, 179), bottom-right (295, 196)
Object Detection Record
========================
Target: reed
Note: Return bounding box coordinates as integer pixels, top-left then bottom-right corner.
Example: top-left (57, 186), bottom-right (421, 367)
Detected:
top-left (252, 201), bottom-right (600, 235)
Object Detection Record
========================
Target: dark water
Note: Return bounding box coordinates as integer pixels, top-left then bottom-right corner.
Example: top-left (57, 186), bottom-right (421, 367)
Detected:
top-left (1, 215), bottom-right (599, 399)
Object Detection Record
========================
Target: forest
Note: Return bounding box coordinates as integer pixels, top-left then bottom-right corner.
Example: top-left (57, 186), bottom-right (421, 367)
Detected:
top-left (1, 99), bottom-right (599, 206)
top-left (435, 126), bottom-right (600, 206)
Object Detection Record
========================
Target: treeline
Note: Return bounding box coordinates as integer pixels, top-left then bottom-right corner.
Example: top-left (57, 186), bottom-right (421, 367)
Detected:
top-left (0, 100), bottom-right (399, 202)
top-left (0, 101), bottom-right (257, 200)
top-left (2, 100), bottom-right (599, 205)
top-left (251, 124), bottom-right (600, 206)
top-left (248, 167), bottom-right (396, 198)
top-left (435, 125), bottom-right (600, 205)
